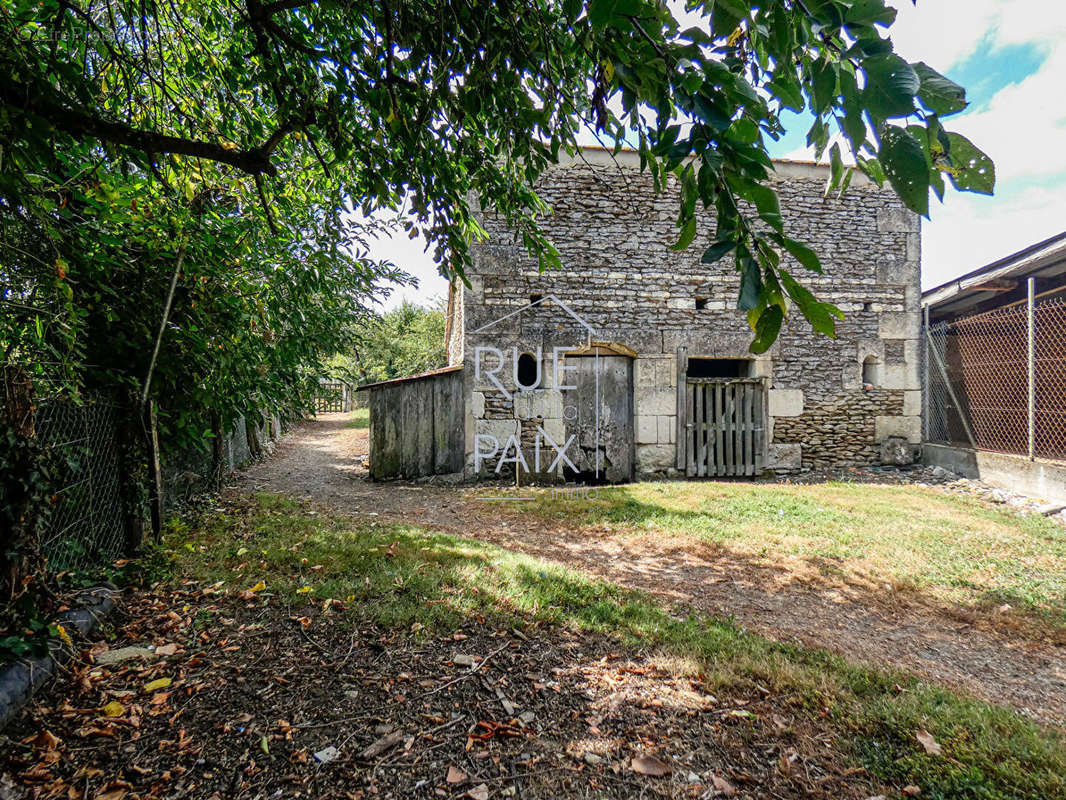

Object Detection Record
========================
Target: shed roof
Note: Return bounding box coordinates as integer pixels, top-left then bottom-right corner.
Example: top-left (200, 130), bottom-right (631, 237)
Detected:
top-left (355, 364), bottom-right (463, 392)
top-left (922, 230), bottom-right (1066, 315)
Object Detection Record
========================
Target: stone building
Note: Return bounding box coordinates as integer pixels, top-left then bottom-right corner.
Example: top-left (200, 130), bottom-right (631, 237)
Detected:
top-left (362, 147), bottom-right (922, 482)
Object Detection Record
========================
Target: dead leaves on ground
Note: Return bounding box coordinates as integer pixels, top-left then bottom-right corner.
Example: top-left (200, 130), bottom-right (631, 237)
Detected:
top-left (2, 579), bottom-right (901, 800)
top-left (915, 729), bottom-right (943, 756)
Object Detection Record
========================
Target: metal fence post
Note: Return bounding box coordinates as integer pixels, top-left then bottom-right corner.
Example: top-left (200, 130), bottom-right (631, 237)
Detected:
top-left (1028, 277), bottom-right (1036, 461)
top-left (922, 306), bottom-right (930, 441)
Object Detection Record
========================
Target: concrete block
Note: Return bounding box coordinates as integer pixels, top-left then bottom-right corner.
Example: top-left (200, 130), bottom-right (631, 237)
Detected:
top-left (906, 232), bottom-right (921, 263)
top-left (752, 357), bottom-right (774, 378)
top-left (904, 284), bottom-right (921, 311)
top-left (904, 338), bottom-right (920, 367)
top-left (880, 363), bottom-right (920, 391)
top-left (903, 390), bottom-right (922, 417)
top-left (636, 415), bottom-right (658, 444)
top-left (471, 391), bottom-right (485, 418)
top-left (766, 443), bottom-right (802, 470)
top-left (635, 356), bottom-right (658, 388)
top-left (635, 443), bottom-right (675, 474)
top-left (878, 311), bottom-right (920, 340)
top-left (635, 386), bottom-right (674, 415)
top-left (657, 415), bottom-right (676, 444)
top-left (768, 388), bottom-right (804, 417)
top-left (875, 415), bottom-right (921, 443)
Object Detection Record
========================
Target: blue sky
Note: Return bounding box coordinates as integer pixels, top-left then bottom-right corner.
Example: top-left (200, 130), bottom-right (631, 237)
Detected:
top-left (371, 0), bottom-right (1066, 305)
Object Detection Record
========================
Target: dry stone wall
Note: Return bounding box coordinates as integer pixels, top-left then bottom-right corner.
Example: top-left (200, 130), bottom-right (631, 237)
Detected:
top-left (454, 149), bottom-right (921, 477)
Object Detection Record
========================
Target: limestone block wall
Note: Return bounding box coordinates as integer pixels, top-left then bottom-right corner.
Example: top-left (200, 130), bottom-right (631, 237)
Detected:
top-left (458, 148), bottom-right (921, 476)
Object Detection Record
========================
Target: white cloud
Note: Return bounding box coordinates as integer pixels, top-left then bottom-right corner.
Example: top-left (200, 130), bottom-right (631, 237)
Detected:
top-left (922, 184), bottom-right (1065, 289)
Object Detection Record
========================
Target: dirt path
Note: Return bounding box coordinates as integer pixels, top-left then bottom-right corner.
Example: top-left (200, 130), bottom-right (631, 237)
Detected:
top-left (238, 414), bottom-right (1066, 727)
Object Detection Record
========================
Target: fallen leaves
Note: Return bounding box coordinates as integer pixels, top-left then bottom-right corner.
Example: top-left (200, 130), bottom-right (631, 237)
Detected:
top-left (102, 701), bottom-right (125, 718)
top-left (916, 729), bottom-right (942, 756)
top-left (631, 753), bottom-right (670, 777)
top-left (2, 562), bottom-right (911, 800)
top-left (710, 773), bottom-right (737, 796)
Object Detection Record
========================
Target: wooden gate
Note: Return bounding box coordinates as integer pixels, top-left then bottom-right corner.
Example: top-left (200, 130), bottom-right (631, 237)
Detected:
top-left (681, 378), bottom-right (766, 477)
top-left (315, 380), bottom-right (350, 413)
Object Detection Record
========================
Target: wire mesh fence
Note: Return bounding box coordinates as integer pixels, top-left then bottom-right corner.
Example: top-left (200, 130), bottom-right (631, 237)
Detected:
top-left (33, 395), bottom-right (126, 572)
top-left (925, 291), bottom-right (1066, 462)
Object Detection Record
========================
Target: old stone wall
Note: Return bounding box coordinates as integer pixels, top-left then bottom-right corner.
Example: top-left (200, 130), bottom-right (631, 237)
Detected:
top-left (459, 148), bottom-right (921, 477)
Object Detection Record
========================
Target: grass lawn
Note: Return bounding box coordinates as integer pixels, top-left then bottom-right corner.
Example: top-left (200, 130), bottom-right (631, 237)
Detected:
top-left (150, 493), bottom-right (1066, 800)
top-left (484, 481), bottom-right (1066, 630)
top-left (346, 406), bottom-right (369, 428)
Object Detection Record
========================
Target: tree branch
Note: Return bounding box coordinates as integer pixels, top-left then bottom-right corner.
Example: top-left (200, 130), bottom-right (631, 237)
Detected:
top-left (0, 80), bottom-right (317, 176)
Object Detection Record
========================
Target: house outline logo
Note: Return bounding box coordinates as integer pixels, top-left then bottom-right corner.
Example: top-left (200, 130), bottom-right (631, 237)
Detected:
top-left (471, 293), bottom-right (597, 338)
top-left (470, 293), bottom-right (606, 484)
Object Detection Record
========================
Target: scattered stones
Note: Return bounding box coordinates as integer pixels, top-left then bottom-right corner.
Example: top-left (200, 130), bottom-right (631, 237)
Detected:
top-left (313, 746), bottom-right (340, 764)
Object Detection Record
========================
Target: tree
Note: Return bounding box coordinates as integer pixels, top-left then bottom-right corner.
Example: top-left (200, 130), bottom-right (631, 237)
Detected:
top-left (0, 0), bottom-right (993, 361)
top-left (330, 300), bottom-right (448, 386)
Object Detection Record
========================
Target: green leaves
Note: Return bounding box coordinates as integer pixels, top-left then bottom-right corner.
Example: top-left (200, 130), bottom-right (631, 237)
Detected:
top-left (671, 214), bottom-right (698, 251)
top-left (862, 55), bottom-right (919, 119)
top-left (749, 306), bottom-right (783, 355)
top-left (701, 240), bottom-right (736, 264)
top-left (945, 133), bottom-right (996, 195)
top-left (779, 236), bottom-right (823, 274)
top-left (779, 269), bottom-right (842, 337)
top-left (879, 125), bottom-right (930, 216)
top-left (913, 62), bottom-right (968, 116)
top-left (845, 0), bottom-right (898, 27)
top-left (1, 0), bottom-right (996, 372)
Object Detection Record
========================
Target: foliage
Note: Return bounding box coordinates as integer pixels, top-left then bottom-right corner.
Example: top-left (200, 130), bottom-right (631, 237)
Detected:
top-left (1, 0), bottom-right (993, 361)
top-left (159, 493), bottom-right (1066, 800)
top-left (328, 300), bottom-right (448, 386)
top-left (0, 421), bottom-right (61, 662)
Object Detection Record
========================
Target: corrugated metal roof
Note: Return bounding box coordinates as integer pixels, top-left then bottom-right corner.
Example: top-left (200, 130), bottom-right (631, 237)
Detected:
top-left (923, 230), bottom-right (1066, 314)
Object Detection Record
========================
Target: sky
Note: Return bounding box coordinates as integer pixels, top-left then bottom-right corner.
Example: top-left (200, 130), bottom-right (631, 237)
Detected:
top-left (368, 0), bottom-right (1066, 307)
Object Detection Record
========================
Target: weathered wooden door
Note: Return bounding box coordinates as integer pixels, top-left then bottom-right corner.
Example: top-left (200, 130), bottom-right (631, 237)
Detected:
top-left (563, 355), bottom-right (634, 483)
top-left (682, 378), bottom-right (766, 477)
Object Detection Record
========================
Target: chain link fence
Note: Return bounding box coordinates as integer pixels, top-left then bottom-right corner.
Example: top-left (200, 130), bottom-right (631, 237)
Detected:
top-left (33, 396), bottom-right (126, 572)
top-left (16, 388), bottom-right (293, 576)
top-left (925, 291), bottom-right (1066, 462)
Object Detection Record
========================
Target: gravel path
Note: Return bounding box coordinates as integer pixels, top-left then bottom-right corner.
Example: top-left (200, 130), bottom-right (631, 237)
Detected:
top-left (237, 414), bottom-right (1066, 727)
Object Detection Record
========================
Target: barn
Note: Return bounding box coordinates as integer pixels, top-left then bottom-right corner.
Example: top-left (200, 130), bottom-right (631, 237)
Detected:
top-left (360, 147), bottom-right (922, 482)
